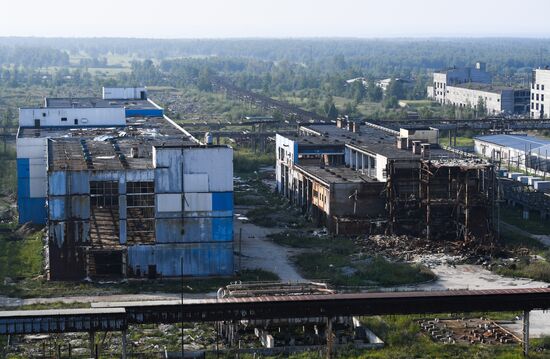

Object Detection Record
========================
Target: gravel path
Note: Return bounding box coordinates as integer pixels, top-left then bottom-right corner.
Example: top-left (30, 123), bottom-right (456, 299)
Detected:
top-left (234, 206), bottom-right (306, 282)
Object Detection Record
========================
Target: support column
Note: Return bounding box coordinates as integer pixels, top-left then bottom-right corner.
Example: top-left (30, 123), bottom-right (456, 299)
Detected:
top-left (523, 310), bottom-right (530, 357)
top-left (122, 329), bottom-right (127, 359)
top-left (88, 331), bottom-right (95, 358)
top-left (326, 317), bottom-right (333, 359)
top-left (361, 154), bottom-right (365, 174)
top-left (367, 156), bottom-right (372, 177)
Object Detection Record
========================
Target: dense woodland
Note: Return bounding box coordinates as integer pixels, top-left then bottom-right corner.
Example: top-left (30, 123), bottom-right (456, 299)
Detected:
top-left (1, 37), bottom-right (549, 122)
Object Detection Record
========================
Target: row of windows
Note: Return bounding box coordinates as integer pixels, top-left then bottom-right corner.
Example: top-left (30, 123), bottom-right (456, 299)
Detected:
top-left (533, 93), bottom-right (545, 101)
top-left (532, 83), bottom-right (546, 91)
top-left (531, 103), bottom-right (545, 111)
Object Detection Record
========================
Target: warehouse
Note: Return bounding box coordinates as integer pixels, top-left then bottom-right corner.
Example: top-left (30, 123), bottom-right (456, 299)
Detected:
top-left (276, 118), bottom-right (496, 246)
top-left (474, 134), bottom-right (550, 175)
top-left (16, 88), bottom-right (234, 280)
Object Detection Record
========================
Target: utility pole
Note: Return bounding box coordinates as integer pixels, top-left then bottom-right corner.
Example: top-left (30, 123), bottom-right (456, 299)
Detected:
top-left (239, 228), bottom-right (243, 273)
top-left (184, 257), bottom-right (189, 358)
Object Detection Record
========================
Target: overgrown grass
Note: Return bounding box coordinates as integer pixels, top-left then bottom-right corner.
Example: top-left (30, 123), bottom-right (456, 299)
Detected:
top-left (234, 148), bottom-right (274, 174)
top-left (0, 269), bottom-right (279, 299)
top-left (0, 229), bottom-right (43, 282)
top-left (500, 231), bottom-right (546, 251)
top-left (271, 232), bottom-right (435, 287)
top-left (501, 205), bottom-right (550, 235)
top-left (493, 256), bottom-right (550, 283)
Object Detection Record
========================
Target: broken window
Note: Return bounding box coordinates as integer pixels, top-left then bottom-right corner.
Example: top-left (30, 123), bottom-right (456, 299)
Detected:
top-left (90, 181), bottom-right (119, 207)
top-left (126, 181), bottom-right (155, 244)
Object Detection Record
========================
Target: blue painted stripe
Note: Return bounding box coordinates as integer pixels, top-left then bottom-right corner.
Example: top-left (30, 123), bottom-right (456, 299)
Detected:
top-left (16, 158), bottom-right (30, 177)
top-left (125, 109), bottom-right (164, 117)
top-left (17, 176), bottom-right (30, 198)
top-left (212, 192), bottom-right (233, 211)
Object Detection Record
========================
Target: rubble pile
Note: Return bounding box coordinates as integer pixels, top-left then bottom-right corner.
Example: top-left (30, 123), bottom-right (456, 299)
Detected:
top-left (355, 234), bottom-right (487, 266)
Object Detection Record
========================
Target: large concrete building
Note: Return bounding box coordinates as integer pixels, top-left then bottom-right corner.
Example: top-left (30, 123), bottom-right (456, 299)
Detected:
top-left (16, 87), bottom-right (234, 280)
top-left (428, 63), bottom-right (529, 115)
top-left (428, 62), bottom-right (492, 104)
top-left (276, 118), bottom-right (496, 247)
top-left (445, 83), bottom-right (530, 115)
top-left (530, 68), bottom-right (550, 119)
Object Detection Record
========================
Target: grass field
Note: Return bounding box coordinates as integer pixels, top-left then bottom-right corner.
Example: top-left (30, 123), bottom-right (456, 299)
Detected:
top-left (501, 205), bottom-right (550, 235)
top-left (271, 232), bottom-right (435, 287)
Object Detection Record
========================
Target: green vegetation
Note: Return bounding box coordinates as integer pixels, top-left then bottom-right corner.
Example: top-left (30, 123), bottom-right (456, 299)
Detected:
top-left (492, 253), bottom-right (550, 283)
top-left (0, 268), bottom-right (278, 299)
top-left (234, 148), bottom-right (274, 174)
top-left (0, 228), bottom-right (43, 282)
top-left (271, 232), bottom-right (435, 287)
top-left (500, 231), bottom-right (546, 252)
top-left (501, 205), bottom-right (550, 235)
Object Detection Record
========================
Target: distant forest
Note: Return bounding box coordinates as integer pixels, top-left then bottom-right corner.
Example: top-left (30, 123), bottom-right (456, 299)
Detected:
top-left (0, 37), bottom-right (549, 79)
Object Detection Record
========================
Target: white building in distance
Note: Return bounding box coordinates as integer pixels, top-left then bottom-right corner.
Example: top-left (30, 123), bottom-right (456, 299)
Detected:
top-left (531, 68), bottom-right (550, 119)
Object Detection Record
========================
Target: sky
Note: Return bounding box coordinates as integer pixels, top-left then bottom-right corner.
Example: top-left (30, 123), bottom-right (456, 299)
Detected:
top-left (1, 0), bottom-right (550, 38)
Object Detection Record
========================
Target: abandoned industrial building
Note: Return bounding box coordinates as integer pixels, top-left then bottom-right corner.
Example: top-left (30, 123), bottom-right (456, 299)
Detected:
top-left (427, 62), bottom-right (530, 115)
top-left (16, 87), bottom-right (234, 280)
top-left (276, 118), bottom-right (496, 247)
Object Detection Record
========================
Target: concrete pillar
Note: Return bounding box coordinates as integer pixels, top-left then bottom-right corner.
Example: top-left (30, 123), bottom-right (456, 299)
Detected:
top-left (88, 331), bottom-right (95, 357)
top-left (361, 154), bottom-right (365, 174)
top-left (523, 310), bottom-right (530, 356)
top-left (122, 329), bottom-right (128, 359)
top-left (355, 151), bottom-right (359, 172)
top-left (367, 156), bottom-right (372, 177)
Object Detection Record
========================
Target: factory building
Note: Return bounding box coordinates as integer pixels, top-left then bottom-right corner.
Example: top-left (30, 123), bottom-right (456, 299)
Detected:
top-left (427, 63), bottom-right (529, 115)
top-left (474, 134), bottom-right (550, 177)
top-left (444, 84), bottom-right (529, 115)
top-left (428, 62), bottom-right (492, 104)
top-left (276, 118), bottom-right (496, 247)
top-left (530, 68), bottom-right (550, 119)
top-left (16, 87), bottom-right (234, 280)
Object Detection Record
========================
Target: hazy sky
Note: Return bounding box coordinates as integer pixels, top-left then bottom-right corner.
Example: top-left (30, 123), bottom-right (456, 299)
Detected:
top-left (2, 0), bottom-right (550, 38)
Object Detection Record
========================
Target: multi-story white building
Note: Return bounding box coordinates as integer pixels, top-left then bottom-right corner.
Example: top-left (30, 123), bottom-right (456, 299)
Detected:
top-left (530, 68), bottom-right (550, 119)
top-left (428, 62), bottom-right (492, 104)
top-left (445, 83), bottom-right (530, 115)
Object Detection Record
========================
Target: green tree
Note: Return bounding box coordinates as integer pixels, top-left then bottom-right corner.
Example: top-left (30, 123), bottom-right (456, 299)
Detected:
top-left (197, 67), bottom-right (213, 92)
top-left (476, 96), bottom-right (487, 118)
top-left (386, 78), bottom-right (405, 100)
top-left (366, 78), bottom-right (383, 102)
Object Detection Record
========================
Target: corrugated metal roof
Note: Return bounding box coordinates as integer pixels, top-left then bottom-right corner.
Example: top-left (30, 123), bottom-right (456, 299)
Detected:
top-left (475, 134), bottom-right (550, 151)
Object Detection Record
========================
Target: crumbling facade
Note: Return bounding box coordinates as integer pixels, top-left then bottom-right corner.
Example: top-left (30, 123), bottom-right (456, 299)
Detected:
top-left (17, 88), bottom-right (234, 280)
top-left (276, 118), bottom-right (496, 246)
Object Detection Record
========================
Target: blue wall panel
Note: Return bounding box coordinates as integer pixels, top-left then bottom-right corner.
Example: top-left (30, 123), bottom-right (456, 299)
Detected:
top-left (212, 192), bottom-right (233, 211)
top-left (18, 197), bottom-right (46, 224)
top-left (212, 217), bottom-right (233, 242)
top-left (17, 176), bottom-right (30, 199)
top-left (16, 159), bottom-right (30, 178)
top-left (125, 109), bottom-right (164, 117)
top-left (127, 242), bottom-right (233, 277)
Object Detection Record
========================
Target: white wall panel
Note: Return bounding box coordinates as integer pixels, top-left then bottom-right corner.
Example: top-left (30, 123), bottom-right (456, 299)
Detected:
top-left (184, 193), bottom-right (212, 212)
top-left (157, 194), bottom-right (182, 212)
top-left (183, 174), bottom-right (209, 192)
top-left (29, 177), bottom-right (47, 197)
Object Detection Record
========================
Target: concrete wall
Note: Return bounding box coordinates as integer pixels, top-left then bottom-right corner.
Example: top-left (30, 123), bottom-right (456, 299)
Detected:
top-left (16, 136), bottom-right (48, 224)
top-left (531, 69), bottom-right (550, 119)
top-left (19, 107), bottom-right (126, 128)
top-left (102, 87), bottom-right (147, 100)
top-left (445, 86), bottom-right (513, 114)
